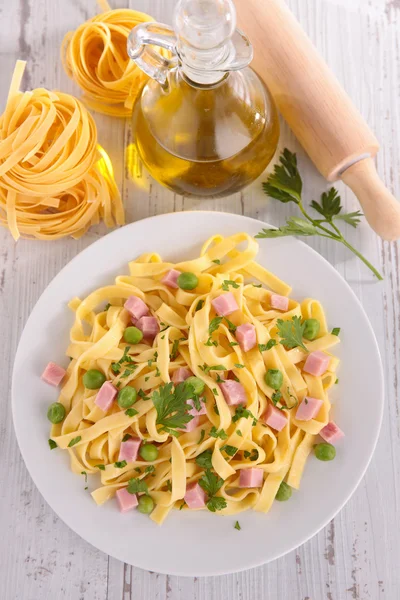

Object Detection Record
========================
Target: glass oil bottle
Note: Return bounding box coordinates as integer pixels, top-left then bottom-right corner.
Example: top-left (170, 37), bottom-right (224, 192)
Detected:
top-left (127, 0), bottom-right (279, 197)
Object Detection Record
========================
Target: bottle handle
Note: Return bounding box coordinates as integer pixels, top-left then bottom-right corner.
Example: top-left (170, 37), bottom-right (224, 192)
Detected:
top-left (127, 23), bottom-right (179, 87)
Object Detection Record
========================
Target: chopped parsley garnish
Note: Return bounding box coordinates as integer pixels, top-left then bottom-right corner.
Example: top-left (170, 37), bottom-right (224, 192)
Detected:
top-left (155, 367), bottom-right (161, 378)
top-left (138, 389), bottom-right (150, 401)
top-left (111, 346), bottom-right (134, 374)
top-left (234, 520), bottom-right (241, 530)
top-left (199, 470), bottom-right (227, 512)
top-left (199, 364), bottom-right (227, 375)
top-left (221, 280), bottom-right (240, 291)
top-left (229, 341), bottom-right (239, 346)
top-left (166, 479), bottom-right (172, 491)
top-left (81, 471), bottom-right (88, 483)
top-left (114, 461), bottom-right (127, 468)
top-left (197, 429), bottom-right (205, 444)
top-left (232, 405), bottom-right (257, 424)
top-left (95, 464), bottom-right (105, 470)
top-left (224, 317), bottom-right (237, 333)
top-left (125, 408), bottom-right (138, 417)
top-left (212, 259), bottom-right (221, 264)
top-left (335, 378), bottom-right (339, 384)
top-left (214, 404), bottom-right (220, 415)
top-left (277, 316), bottom-right (308, 352)
top-left (271, 390), bottom-right (282, 406)
top-left (331, 327), bottom-right (341, 336)
top-left (145, 376), bottom-right (150, 382)
top-left (216, 374), bottom-right (225, 383)
top-left (236, 430), bottom-right (243, 437)
top-left (234, 363), bottom-right (245, 369)
top-left (170, 338), bottom-right (183, 361)
top-left (195, 299), bottom-right (204, 312)
top-left (252, 283), bottom-right (262, 288)
top-left (68, 436), bottom-right (81, 448)
top-left (179, 501), bottom-right (185, 510)
top-left (196, 450), bottom-right (213, 469)
top-left (152, 382), bottom-right (194, 436)
top-left (135, 467), bottom-right (141, 473)
top-left (244, 449), bottom-right (259, 461)
top-left (209, 426), bottom-right (228, 440)
top-left (209, 316), bottom-right (223, 335)
top-left (205, 338), bottom-right (218, 347)
top-left (221, 445), bottom-right (238, 457)
top-left (121, 364), bottom-right (138, 378)
top-left (48, 439), bottom-right (57, 450)
top-left (122, 433), bottom-right (132, 442)
top-left (145, 465), bottom-right (155, 474)
top-left (259, 339), bottom-right (277, 352)
top-left (212, 388), bottom-right (218, 395)
top-left (104, 303), bottom-right (111, 311)
top-left (127, 477), bottom-right (148, 495)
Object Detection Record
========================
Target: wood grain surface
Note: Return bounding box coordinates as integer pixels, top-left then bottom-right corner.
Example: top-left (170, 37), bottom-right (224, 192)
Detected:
top-left (0, 0), bottom-right (399, 598)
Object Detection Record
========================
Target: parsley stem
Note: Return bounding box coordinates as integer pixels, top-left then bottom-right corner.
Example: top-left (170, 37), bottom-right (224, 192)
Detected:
top-left (299, 203), bottom-right (340, 239)
top-left (300, 202), bottom-right (382, 279)
top-left (340, 238), bottom-right (383, 280)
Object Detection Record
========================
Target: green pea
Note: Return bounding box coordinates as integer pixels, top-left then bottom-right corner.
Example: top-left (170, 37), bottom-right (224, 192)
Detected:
top-left (185, 376), bottom-right (205, 395)
top-left (83, 369), bottom-right (106, 390)
top-left (314, 442), bottom-right (336, 461)
top-left (265, 368), bottom-right (283, 390)
top-left (123, 326), bottom-right (143, 345)
top-left (139, 443), bottom-right (159, 461)
top-left (117, 386), bottom-right (137, 408)
top-left (177, 272), bottom-right (198, 291)
top-left (275, 481), bottom-right (292, 501)
top-left (303, 318), bottom-right (320, 341)
top-left (47, 402), bottom-right (66, 424)
top-left (137, 494), bottom-right (155, 514)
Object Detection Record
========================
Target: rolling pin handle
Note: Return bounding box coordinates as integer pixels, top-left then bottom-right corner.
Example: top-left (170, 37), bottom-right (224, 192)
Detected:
top-left (341, 158), bottom-right (400, 241)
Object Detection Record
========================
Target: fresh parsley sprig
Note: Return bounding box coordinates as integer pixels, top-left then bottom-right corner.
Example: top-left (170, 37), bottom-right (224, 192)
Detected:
top-left (199, 469), bottom-right (228, 512)
top-left (256, 149), bottom-right (382, 280)
top-left (152, 382), bottom-right (195, 436)
top-left (276, 316), bottom-right (308, 352)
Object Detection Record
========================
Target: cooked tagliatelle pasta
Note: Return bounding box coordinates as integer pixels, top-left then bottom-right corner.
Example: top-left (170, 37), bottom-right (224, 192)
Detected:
top-left (46, 233), bottom-right (343, 524)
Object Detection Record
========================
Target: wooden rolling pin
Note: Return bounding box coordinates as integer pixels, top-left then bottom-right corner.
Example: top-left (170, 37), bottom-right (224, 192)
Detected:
top-left (236, 0), bottom-right (400, 241)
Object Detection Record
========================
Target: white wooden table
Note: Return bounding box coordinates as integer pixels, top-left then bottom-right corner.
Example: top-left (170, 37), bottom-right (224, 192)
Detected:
top-left (1, 0), bottom-right (399, 598)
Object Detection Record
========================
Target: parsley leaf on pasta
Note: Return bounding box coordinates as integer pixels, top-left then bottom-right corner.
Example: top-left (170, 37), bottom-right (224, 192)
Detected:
top-left (199, 469), bottom-right (227, 512)
top-left (127, 478), bottom-right (148, 495)
top-left (276, 316), bottom-right (308, 352)
top-left (152, 382), bottom-right (194, 436)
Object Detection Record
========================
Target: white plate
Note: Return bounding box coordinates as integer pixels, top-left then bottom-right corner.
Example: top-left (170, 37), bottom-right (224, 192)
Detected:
top-left (12, 212), bottom-right (383, 577)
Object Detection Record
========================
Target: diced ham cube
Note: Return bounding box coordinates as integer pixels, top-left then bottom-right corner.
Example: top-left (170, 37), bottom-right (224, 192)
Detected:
top-left (212, 292), bottom-right (239, 317)
top-left (188, 398), bottom-right (207, 416)
top-left (41, 362), bottom-right (66, 386)
top-left (236, 323), bottom-right (257, 352)
top-left (270, 294), bottom-right (289, 311)
top-left (118, 437), bottom-right (141, 462)
top-left (95, 381), bottom-right (118, 412)
top-left (161, 269), bottom-right (181, 289)
top-left (116, 487), bottom-right (138, 512)
top-left (220, 380), bottom-right (246, 406)
top-left (303, 351), bottom-right (330, 377)
top-left (262, 403), bottom-right (288, 431)
top-left (171, 367), bottom-right (193, 384)
top-left (124, 295), bottom-right (148, 321)
top-left (320, 421), bottom-right (345, 444)
top-left (296, 396), bottom-right (323, 421)
top-left (184, 482), bottom-right (207, 509)
top-left (136, 316), bottom-right (159, 339)
top-left (179, 415), bottom-right (199, 433)
top-left (239, 468), bottom-right (264, 488)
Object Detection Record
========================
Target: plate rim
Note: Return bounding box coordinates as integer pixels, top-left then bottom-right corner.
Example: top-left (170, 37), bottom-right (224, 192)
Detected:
top-left (12, 210), bottom-right (384, 576)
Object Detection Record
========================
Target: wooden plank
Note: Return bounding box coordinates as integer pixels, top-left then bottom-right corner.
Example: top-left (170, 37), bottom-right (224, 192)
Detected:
top-left (0, 0), bottom-right (399, 598)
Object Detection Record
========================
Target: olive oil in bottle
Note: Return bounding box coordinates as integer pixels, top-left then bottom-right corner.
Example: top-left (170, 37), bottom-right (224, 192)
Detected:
top-left (128, 0), bottom-right (279, 197)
